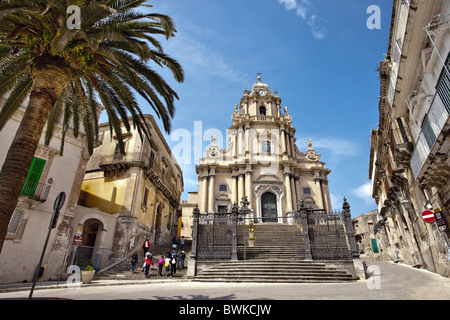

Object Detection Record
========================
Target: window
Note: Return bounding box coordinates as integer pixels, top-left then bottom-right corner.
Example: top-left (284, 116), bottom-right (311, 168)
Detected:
top-left (21, 157), bottom-right (46, 197)
top-left (219, 184), bottom-right (227, 192)
top-left (261, 140), bottom-right (271, 154)
top-left (142, 188), bottom-right (149, 207)
top-left (368, 222), bottom-right (374, 233)
top-left (396, 118), bottom-right (408, 143)
top-left (7, 209), bottom-right (24, 236)
top-left (421, 113), bottom-right (437, 149)
top-left (113, 140), bottom-right (126, 160)
top-left (259, 106), bottom-right (266, 115)
top-left (149, 150), bottom-right (155, 168)
top-left (302, 187), bottom-right (311, 195)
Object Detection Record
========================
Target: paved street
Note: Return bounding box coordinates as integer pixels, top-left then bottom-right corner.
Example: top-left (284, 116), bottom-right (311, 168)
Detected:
top-left (0, 261), bottom-right (449, 301)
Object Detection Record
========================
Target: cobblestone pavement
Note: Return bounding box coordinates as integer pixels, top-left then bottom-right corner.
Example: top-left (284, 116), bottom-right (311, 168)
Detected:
top-left (0, 261), bottom-right (449, 300)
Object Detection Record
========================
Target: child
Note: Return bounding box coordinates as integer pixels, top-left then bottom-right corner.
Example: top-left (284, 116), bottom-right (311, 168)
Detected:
top-left (158, 256), bottom-right (165, 277)
top-left (130, 253), bottom-right (138, 272)
top-left (143, 254), bottom-right (153, 278)
top-left (164, 256), bottom-right (170, 277)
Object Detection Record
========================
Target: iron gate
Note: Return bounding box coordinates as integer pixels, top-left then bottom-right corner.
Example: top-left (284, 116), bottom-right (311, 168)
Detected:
top-left (306, 210), bottom-right (351, 260)
top-left (194, 210), bottom-right (249, 260)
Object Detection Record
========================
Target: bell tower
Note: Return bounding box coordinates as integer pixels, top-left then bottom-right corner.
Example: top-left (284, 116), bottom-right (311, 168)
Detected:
top-left (237, 73), bottom-right (282, 119)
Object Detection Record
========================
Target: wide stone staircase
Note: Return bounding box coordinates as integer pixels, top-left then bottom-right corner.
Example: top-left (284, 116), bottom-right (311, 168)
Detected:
top-left (193, 223), bottom-right (356, 283)
top-left (245, 223), bottom-right (301, 259)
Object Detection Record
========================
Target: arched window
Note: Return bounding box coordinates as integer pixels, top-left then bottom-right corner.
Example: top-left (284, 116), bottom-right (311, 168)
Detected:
top-left (259, 106), bottom-right (266, 115)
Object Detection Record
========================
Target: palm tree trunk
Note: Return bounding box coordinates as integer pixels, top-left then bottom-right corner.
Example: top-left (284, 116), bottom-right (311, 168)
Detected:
top-left (0, 61), bottom-right (69, 254)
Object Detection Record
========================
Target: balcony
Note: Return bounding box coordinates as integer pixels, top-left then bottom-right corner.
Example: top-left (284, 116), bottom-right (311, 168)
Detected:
top-left (20, 181), bottom-right (51, 202)
top-left (410, 69), bottom-right (450, 179)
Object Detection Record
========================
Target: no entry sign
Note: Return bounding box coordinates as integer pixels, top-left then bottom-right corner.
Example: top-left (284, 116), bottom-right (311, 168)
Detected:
top-left (422, 210), bottom-right (435, 223)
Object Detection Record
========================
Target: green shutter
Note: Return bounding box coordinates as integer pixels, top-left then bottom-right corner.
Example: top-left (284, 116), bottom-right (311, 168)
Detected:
top-left (21, 157), bottom-right (46, 196)
top-left (370, 238), bottom-right (379, 253)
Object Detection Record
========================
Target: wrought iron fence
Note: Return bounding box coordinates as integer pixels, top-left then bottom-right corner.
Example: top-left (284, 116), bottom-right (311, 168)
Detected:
top-left (191, 197), bottom-right (359, 261)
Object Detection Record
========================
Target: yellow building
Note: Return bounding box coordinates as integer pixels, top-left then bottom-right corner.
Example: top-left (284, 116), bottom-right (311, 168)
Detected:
top-left (73, 115), bottom-right (183, 267)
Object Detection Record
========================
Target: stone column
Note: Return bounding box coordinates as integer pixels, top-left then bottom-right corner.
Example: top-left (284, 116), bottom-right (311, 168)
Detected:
top-left (295, 175), bottom-right (301, 207)
top-left (201, 170), bottom-right (208, 213)
top-left (233, 129), bottom-right (238, 158)
top-left (238, 171), bottom-right (245, 204)
top-left (208, 168), bottom-right (215, 213)
top-left (237, 127), bottom-right (244, 162)
top-left (314, 172), bottom-right (324, 209)
top-left (285, 132), bottom-right (291, 156)
top-left (245, 165), bottom-right (252, 211)
top-left (284, 167), bottom-right (293, 212)
top-left (231, 170), bottom-right (238, 205)
top-left (280, 127), bottom-right (286, 154)
top-left (290, 175), bottom-right (297, 211)
top-left (322, 179), bottom-right (331, 213)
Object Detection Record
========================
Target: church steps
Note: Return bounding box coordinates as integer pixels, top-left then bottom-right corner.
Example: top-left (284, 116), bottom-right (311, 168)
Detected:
top-left (194, 259), bottom-right (355, 283)
top-left (193, 223), bottom-right (356, 283)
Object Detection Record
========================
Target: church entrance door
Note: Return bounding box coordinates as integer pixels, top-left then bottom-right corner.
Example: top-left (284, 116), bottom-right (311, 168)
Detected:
top-left (261, 192), bottom-right (277, 222)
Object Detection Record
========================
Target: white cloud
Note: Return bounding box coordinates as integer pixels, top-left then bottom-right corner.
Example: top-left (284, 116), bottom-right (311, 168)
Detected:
top-left (330, 193), bottom-right (344, 212)
top-left (351, 181), bottom-right (374, 205)
top-left (296, 136), bottom-right (359, 162)
top-left (277, 0), bottom-right (325, 39)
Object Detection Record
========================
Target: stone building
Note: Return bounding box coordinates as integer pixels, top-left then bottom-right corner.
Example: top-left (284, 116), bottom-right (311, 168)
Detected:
top-left (74, 114), bottom-right (183, 268)
top-left (179, 192), bottom-right (198, 240)
top-left (369, 0), bottom-right (450, 277)
top-left (195, 75), bottom-right (332, 222)
top-left (352, 210), bottom-right (384, 262)
top-left (0, 102), bottom-right (101, 284)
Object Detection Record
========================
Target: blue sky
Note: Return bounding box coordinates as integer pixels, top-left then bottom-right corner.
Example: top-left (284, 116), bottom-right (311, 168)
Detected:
top-left (110, 0), bottom-right (393, 217)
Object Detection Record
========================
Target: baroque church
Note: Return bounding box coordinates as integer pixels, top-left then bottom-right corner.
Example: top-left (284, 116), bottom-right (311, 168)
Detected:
top-left (195, 75), bottom-right (333, 222)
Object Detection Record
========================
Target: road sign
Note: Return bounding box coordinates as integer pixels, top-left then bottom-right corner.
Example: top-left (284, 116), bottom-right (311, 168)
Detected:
top-left (422, 210), bottom-right (435, 223)
top-left (434, 211), bottom-right (448, 232)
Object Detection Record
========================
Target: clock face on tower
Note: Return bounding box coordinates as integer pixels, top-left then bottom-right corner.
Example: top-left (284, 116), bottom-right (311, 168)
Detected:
top-left (258, 90), bottom-right (267, 96)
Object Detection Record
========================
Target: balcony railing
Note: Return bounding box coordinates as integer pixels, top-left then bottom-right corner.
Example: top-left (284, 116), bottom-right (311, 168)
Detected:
top-left (410, 70), bottom-right (450, 178)
top-left (20, 181), bottom-right (51, 202)
top-left (98, 152), bottom-right (148, 167)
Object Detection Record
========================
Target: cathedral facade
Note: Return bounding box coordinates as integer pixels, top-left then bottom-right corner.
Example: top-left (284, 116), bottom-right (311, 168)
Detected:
top-left (195, 76), bottom-right (333, 223)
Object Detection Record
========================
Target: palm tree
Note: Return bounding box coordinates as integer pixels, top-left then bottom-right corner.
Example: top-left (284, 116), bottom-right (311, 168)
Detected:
top-left (0, 0), bottom-right (184, 253)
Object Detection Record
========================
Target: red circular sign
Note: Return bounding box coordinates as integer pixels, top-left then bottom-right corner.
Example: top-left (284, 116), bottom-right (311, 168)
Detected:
top-left (422, 210), bottom-right (435, 223)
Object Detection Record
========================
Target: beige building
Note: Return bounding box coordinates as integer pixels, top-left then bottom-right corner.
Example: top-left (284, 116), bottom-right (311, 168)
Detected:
top-left (0, 103), bottom-right (99, 284)
top-left (352, 210), bottom-right (384, 262)
top-left (369, 0), bottom-right (450, 277)
top-left (196, 75), bottom-right (332, 221)
top-left (74, 114), bottom-right (183, 267)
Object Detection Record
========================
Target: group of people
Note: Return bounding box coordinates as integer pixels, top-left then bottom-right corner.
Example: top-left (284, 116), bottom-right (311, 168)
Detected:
top-left (130, 237), bottom-right (186, 278)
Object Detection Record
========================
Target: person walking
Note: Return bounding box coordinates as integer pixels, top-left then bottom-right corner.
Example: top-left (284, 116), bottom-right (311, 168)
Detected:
top-left (177, 250), bottom-right (183, 269)
top-left (164, 256), bottom-right (171, 277)
top-left (142, 239), bottom-right (151, 256)
top-left (171, 236), bottom-right (178, 250)
top-left (180, 236), bottom-right (185, 249)
top-left (158, 256), bottom-right (165, 277)
top-left (143, 254), bottom-right (153, 278)
top-left (130, 253), bottom-right (138, 273)
top-left (170, 254), bottom-right (177, 277)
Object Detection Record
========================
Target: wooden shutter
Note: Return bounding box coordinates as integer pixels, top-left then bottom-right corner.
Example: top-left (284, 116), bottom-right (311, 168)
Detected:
top-left (21, 157), bottom-right (46, 196)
